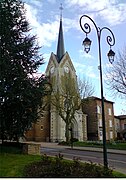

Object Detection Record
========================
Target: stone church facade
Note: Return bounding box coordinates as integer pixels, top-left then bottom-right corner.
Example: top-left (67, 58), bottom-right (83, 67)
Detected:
top-left (26, 13), bottom-right (87, 142)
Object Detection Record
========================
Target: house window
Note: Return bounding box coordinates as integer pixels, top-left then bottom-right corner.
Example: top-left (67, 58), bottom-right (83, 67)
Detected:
top-left (99, 130), bottom-right (103, 140)
top-left (110, 131), bottom-right (113, 139)
top-left (108, 108), bottom-right (112, 115)
top-left (97, 105), bottom-right (101, 114)
top-left (124, 124), bottom-right (126, 129)
top-left (41, 125), bottom-right (43, 130)
top-left (99, 119), bottom-right (102, 127)
top-left (109, 120), bottom-right (112, 127)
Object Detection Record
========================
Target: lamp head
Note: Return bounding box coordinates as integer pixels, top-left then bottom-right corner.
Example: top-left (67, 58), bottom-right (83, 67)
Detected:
top-left (107, 49), bottom-right (115, 64)
top-left (82, 37), bottom-right (92, 53)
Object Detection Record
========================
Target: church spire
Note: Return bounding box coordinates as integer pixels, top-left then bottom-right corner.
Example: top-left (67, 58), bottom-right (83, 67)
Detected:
top-left (56, 3), bottom-right (65, 63)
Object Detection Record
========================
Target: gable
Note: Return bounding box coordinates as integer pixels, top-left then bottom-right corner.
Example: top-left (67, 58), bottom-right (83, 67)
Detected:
top-left (59, 52), bottom-right (76, 73)
top-left (45, 52), bottom-right (58, 76)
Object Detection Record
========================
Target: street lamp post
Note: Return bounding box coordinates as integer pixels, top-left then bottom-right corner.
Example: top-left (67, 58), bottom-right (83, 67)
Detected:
top-left (79, 15), bottom-right (115, 168)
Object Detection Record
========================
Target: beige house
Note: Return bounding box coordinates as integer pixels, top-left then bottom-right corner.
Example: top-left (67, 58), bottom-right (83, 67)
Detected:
top-left (82, 97), bottom-right (115, 141)
top-left (26, 12), bottom-right (87, 142)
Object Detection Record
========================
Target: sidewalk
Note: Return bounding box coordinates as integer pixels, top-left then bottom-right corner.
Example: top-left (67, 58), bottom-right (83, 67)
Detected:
top-left (39, 142), bottom-right (126, 155)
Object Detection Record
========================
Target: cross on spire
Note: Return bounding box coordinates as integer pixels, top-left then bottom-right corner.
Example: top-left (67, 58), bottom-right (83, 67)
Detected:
top-left (59, 3), bottom-right (63, 20)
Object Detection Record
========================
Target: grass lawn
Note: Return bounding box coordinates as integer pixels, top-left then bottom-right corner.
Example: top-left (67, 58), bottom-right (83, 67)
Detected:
top-left (73, 141), bottom-right (126, 150)
top-left (0, 153), bottom-right (41, 177)
top-left (0, 153), bottom-right (126, 177)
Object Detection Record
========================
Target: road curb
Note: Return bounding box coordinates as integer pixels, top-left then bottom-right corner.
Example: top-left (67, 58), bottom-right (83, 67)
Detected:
top-left (66, 147), bottom-right (126, 155)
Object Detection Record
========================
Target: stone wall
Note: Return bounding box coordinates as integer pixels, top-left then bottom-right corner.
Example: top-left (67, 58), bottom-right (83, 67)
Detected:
top-left (22, 143), bottom-right (41, 155)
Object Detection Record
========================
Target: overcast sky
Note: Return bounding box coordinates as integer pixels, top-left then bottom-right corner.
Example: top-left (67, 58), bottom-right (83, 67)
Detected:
top-left (23, 0), bottom-right (126, 115)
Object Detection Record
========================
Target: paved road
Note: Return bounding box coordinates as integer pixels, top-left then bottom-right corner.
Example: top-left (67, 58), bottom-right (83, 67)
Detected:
top-left (40, 146), bottom-right (126, 175)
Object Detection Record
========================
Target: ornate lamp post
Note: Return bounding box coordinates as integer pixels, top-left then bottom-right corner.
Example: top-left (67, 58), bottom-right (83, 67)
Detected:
top-left (79, 15), bottom-right (115, 168)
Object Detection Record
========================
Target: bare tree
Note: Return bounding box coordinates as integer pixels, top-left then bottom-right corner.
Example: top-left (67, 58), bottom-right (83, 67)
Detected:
top-left (106, 47), bottom-right (126, 98)
top-left (50, 73), bottom-right (81, 142)
top-left (77, 76), bottom-right (95, 99)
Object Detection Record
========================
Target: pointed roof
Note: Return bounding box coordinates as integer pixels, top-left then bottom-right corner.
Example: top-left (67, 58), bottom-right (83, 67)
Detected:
top-left (56, 4), bottom-right (65, 63)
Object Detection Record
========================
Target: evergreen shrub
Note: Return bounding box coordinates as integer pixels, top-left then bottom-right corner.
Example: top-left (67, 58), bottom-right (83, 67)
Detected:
top-left (24, 154), bottom-right (114, 178)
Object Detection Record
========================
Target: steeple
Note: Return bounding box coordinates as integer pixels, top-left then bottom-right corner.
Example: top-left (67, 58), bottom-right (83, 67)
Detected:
top-left (56, 4), bottom-right (65, 63)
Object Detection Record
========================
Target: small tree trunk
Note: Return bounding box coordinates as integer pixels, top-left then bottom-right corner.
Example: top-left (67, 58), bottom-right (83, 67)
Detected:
top-left (65, 123), bottom-right (69, 142)
top-left (1, 128), bottom-right (4, 144)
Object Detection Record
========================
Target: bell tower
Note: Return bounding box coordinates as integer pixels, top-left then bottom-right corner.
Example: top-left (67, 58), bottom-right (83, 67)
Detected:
top-left (45, 5), bottom-right (87, 142)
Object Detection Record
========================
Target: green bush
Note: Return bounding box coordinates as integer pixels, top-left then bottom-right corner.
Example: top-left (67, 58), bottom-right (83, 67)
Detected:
top-left (115, 140), bottom-right (126, 143)
top-left (71, 138), bottom-right (78, 142)
top-left (0, 144), bottom-right (22, 154)
top-left (24, 154), bottom-right (114, 178)
top-left (58, 141), bottom-right (71, 146)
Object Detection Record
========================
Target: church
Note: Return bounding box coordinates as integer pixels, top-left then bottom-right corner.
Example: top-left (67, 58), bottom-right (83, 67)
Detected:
top-left (26, 8), bottom-right (87, 142)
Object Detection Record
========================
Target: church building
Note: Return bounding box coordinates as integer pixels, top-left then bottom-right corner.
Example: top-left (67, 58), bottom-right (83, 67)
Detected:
top-left (26, 8), bottom-right (87, 142)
